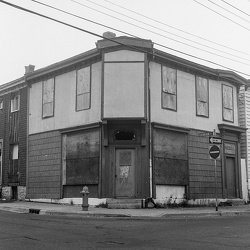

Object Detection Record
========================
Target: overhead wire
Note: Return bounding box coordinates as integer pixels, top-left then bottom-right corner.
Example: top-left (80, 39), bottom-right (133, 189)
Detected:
top-left (32, 0), bottom-right (250, 66)
top-left (69, 0), bottom-right (250, 66)
top-left (103, 0), bottom-right (249, 56)
top-left (221, 0), bottom-right (250, 18)
top-left (32, 0), bottom-right (250, 70)
top-left (208, 0), bottom-right (250, 24)
top-left (0, 0), bottom-right (249, 78)
top-left (194, 0), bottom-right (250, 32)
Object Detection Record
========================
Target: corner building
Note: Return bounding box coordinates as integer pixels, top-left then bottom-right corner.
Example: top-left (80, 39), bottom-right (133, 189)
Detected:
top-left (26, 34), bottom-right (249, 205)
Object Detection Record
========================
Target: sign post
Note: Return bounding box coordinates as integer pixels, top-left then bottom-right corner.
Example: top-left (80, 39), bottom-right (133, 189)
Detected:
top-left (209, 133), bottom-right (221, 212)
top-left (214, 160), bottom-right (218, 211)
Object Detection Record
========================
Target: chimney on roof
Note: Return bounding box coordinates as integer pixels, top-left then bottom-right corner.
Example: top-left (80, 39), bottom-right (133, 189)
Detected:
top-left (103, 31), bottom-right (116, 39)
top-left (25, 64), bottom-right (35, 74)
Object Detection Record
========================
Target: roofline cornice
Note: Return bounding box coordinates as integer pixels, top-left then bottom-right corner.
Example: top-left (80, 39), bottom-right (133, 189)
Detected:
top-left (25, 48), bottom-right (100, 83)
top-left (0, 76), bottom-right (25, 92)
top-left (152, 49), bottom-right (249, 87)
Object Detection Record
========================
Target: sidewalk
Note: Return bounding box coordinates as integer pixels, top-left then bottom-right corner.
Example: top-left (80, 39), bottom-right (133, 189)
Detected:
top-left (0, 200), bottom-right (250, 219)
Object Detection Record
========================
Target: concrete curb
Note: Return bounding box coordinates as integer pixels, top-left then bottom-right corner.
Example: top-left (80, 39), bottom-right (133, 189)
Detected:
top-left (1, 204), bottom-right (250, 219)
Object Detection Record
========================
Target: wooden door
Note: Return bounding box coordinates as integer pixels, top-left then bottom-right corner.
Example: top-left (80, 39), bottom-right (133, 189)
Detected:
top-left (225, 157), bottom-right (237, 198)
top-left (115, 149), bottom-right (135, 198)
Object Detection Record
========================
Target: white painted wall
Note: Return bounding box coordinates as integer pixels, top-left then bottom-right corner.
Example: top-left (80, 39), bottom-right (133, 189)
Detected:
top-left (244, 89), bottom-right (250, 194)
top-left (241, 159), bottom-right (249, 202)
top-left (29, 62), bottom-right (102, 134)
top-left (150, 62), bottom-right (239, 133)
top-left (104, 50), bottom-right (145, 62)
top-left (103, 50), bottom-right (145, 119)
top-left (103, 62), bottom-right (145, 118)
top-left (156, 185), bottom-right (185, 199)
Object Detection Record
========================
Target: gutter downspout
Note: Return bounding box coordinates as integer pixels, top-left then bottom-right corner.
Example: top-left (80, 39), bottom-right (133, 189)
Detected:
top-left (148, 61), bottom-right (153, 199)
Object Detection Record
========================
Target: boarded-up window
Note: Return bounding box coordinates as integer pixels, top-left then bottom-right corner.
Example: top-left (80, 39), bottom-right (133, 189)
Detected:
top-left (196, 76), bottom-right (209, 117)
top-left (153, 128), bottom-right (188, 185)
top-left (42, 78), bottom-right (54, 118)
top-left (11, 95), bottom-right (20, 112)
top-left (162, 66), bottom-right (177, 111)
top-left (222, 85), bottom-right (234, 122)
top-left (63, 128), bottom-right (99, 185)
top-left (76, 66), bottom-right (91, 111)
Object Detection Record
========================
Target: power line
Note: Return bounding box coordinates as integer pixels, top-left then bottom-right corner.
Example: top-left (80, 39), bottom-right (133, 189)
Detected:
top-left (208, 0), bottom-right (250, 24)
top-left (70, 0), bottom-right (250, 65)
top-left (0, 0), bottom-right (249, 78)
top-left (33, 0), bottom-right (250, 69)
top-left (103, 0), bottom-right (249, 56)
top-left (33, 0), bottom-right (250, 65)
top-left (194, 0), bottom-right (250, 32)
top-left (83, 0), bottom-right (250, 62)
top-left (221, 0), bottom-right (250, 18)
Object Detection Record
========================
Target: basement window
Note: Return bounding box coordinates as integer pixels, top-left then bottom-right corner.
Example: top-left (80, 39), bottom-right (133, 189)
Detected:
top-left (115, 131), bottom-right (136, 140)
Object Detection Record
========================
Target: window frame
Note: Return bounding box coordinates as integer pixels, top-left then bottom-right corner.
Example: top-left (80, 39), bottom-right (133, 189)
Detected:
top-left (0, 100), bottom-right (3, 110)
top-left (42, 78), bottom-right (55, 119)
top-left (76, 65), bottom-right (91, 112)
top-left (222, 84), bottom-right (234, 123)
top-left (161, 65), bottom-right (177, 112)
top-left (195, 76), bottom-right (209, 118)
top-left (10, 94), bottom-right (20, 113)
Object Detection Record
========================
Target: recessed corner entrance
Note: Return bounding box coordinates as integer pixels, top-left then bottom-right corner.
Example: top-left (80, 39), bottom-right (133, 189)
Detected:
top-left (115, 149), bottom-right (135, 198)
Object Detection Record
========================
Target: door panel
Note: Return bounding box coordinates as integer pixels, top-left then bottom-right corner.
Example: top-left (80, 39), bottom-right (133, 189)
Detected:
top-left (115, 149), bottom-right (135, 197)
top-left (225, 157), bottom-right (236, 198)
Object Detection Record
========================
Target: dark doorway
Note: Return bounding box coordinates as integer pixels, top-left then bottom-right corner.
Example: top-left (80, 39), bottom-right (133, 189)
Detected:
top-left (225, 157), bottom-right (237, 198)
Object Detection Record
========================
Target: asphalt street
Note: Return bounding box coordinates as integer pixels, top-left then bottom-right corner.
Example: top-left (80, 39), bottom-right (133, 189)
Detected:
top-left (0, 210), bottom-right (250, 249)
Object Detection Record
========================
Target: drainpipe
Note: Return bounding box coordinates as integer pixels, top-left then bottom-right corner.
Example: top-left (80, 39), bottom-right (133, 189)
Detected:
top-left (24, 65), bottom-right (35, 200)
top-left (148, 61), bottom-right (153, 198)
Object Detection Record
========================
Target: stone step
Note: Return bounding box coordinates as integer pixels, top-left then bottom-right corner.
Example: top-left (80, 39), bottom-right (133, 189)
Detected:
top-left (108, 203), bottom-right (142, 209)
top-left (107, 198), bottom-right (142, 209)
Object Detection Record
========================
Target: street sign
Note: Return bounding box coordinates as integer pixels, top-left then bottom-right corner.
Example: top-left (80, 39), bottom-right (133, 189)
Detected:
top-left (209, 136), bottom-right (222, 144)
top-left (209, 145), bottom-right (220, 159)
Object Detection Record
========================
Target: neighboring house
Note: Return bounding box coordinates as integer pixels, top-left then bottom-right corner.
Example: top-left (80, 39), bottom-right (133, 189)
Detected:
top-left (22, 33), bottom-right (249, 206)
top-left (0, 70), bottom-right (30, 200)
top-left (239, 85), bottom-right (250, 200)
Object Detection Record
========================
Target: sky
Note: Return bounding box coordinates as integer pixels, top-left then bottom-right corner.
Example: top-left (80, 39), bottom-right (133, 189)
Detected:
top-left (0, 0), bottom-right (250, 85)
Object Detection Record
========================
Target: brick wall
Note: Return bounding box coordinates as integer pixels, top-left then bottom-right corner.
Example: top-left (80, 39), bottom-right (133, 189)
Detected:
top-left (188, 130), bottom-right (222, 199)
top-left (27, 131), bottom-right (61, 199)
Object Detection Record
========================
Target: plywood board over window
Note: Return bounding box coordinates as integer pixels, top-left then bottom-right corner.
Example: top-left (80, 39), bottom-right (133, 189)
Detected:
top-left (76, 66), bottom-right (91, 111)
top-left (153, 128), bottom-right (188, 185)
top-left (196, 76), bottom-right (209, 117)
top-left (42, 78), bottom-right (54, 118)
top-left (162, 66), bottom-right (177, 111)
top-left (62, 128), bottom-right (100, 185)
top-left (222, 84), bottom-right (234, 122)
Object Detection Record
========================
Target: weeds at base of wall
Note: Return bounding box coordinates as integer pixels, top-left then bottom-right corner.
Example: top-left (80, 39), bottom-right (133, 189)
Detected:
top-left (155, 199), bottom-right (190, 208)
top-left (155, 198), bottom-right (239, 208)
